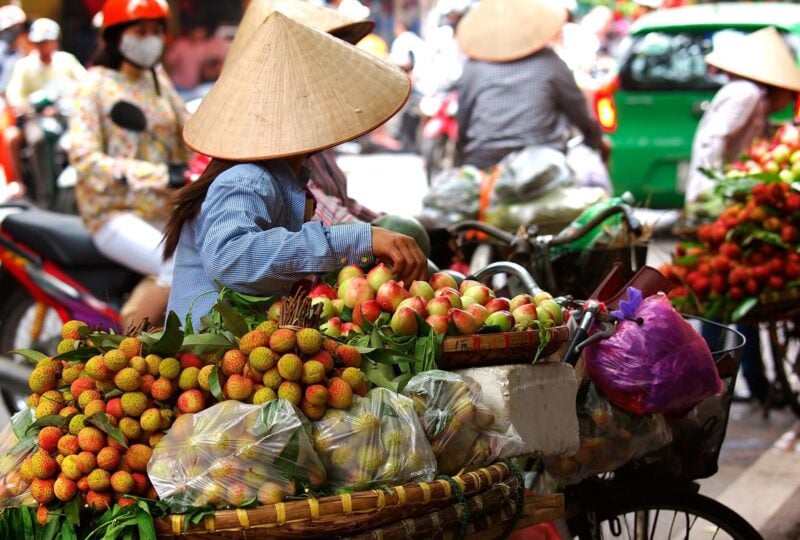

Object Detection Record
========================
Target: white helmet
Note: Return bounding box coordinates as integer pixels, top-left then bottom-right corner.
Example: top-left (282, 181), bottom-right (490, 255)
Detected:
top-left (0, 5), bottom-right (26, 33)
top-left (28, 18), bottom-right (60, 43)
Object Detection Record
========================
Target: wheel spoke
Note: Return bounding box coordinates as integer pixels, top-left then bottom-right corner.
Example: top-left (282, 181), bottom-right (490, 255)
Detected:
top-left (649, 509), bottom-right (660, 540)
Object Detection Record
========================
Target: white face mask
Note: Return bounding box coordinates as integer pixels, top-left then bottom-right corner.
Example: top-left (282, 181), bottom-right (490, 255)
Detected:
top-left (119, 34), bottom-right (164, 69)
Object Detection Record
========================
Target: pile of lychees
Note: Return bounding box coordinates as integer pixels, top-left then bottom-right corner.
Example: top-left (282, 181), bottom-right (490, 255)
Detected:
top-left (20, 317), bottom-right (369, 523)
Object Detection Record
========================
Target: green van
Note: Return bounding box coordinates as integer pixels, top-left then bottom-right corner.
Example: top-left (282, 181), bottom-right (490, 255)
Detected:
top-left (599, 3), bottom-right (800, 208)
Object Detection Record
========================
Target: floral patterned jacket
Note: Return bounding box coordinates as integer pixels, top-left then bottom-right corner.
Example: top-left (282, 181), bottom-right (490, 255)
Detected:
top-left (70, 65), bottom-right (189, 233)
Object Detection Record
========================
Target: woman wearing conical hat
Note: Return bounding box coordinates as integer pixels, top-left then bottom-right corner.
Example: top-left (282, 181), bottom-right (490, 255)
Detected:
top-left (162, 12), bottom-right (427, 329)
top-left (453, 0), bottom-right (609, 170)
top-left (686, 26), bottom-right (800, 204)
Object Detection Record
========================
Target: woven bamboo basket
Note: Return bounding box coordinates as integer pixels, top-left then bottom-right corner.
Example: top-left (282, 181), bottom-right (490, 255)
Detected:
top-left (438, 326), bottom-right (569, 369)
top-left (154, 462), bottom-right (560, 539)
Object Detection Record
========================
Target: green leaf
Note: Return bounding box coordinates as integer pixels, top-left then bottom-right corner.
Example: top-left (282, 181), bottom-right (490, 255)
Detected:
top-left (731, 296), bottom-right (759, 322)
top-left (41, 514), bottom-right (60, 540)
top-left (10, 408), bottom-right (35, 441)
top-left (393, 372), bottom-right (413, 393)
top-left (58, 520), bottom-right (77, 540)
top-left (150, 312), bottom-right (185, 357)
top-left (54, 347), bottom-right (101, 361)
top-left (273, 430), bottom-right (310, 487)
top-left (86, 333), bottom-right (124, 350)
top-left (673, 254), bottom-right (699, 267)
top-left (340, 305), bottom-right (353, 323)
top-left (64, 496), bottom-right (81, 527)
top-left (9, 349), bottom-right (48, 363)
top-left (26, 414), bottom-right (68, 434)
top-left (86, 413), bottom-right (128, 448)
top-left (21, 505), bottom-right (35, 540)
top-left (209, 366), bottom-right (224, 401)
top-left (181, 333), bottom-right (235, 354)
top-left (744, 229), bottom-right (790, 249)
top-left (212, 300), bottom-right (249, 338)
top-left (477, 324), bottom-right (503, 334)
top-left (9, 432), bottom-right (37, 455)
top-left (359, 348), bottom-right (415, 365)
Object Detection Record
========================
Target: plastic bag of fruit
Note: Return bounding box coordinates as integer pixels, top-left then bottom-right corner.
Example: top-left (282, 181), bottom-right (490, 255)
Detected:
top-left (402, 370), bottom-right (524, 475)
top-left (148, 399), bottom-right (325, 512)
top-left (0, 409), bottom-right (36, 508)
top-left (311, 388), bottom-right (436, 490)
top-left (543, 383), bottom-right (672, 485)
top-left (585, 290), bottom-right (722, 415)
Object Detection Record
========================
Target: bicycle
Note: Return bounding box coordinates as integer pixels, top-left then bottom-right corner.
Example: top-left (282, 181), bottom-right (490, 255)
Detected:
top-left (461, 255), bottom-right (760, 538)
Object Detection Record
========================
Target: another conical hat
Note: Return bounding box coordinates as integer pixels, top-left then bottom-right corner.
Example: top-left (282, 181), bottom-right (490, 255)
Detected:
top-left (705, 26), bottom-right (800, 92)
top-left (456, 0), bottom-right (567, 63)
top-left (227, 0), bottom-right (374, 68)
top-left (183, 12), bottom-right (410, 161)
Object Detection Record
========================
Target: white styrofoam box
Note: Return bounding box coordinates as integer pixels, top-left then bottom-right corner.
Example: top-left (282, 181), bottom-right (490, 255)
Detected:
top-left (454, 362), bottom-right (579, 457)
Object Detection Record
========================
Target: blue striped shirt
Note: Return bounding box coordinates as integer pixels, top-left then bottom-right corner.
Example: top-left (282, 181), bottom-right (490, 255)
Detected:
top-left (167, 160), bottom-right (374, 329)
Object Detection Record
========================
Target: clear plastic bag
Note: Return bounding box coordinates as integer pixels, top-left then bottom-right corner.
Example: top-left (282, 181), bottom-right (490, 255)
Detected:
top-left (543, 384), bottom-right (672, 485)
top-left (402, 370), bottom-right (524, 475)
top-left (0, 409), bottom-right (36, 508)
top-left (585, 291), bottom-right (723, 415)
top-left (484, 186), bottom-right (608, 231)
top-left (148, 399), bottom-right (326, 512)
top-left (311, 388), bottom-right (436, 490)
top-left (421, 166), bottom-right (481, 225)
top-left (493, 145), bottom-right (573, 203)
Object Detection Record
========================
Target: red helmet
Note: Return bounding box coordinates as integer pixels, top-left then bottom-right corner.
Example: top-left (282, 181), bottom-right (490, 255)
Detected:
top-left (101, 0), bottom-right (169, 30)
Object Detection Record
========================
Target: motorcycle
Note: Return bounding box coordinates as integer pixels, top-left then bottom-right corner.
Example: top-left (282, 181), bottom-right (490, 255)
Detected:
top-left (419, 89), bottom-right (458, 184)
top-left (0, 101), bottom-right (186, 411)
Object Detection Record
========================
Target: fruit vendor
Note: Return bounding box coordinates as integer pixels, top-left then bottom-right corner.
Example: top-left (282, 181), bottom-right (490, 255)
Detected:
top-left (685, 26), bottom-right (800, 204)
top-left (453, 0), bottom-right (610, 170)
top-left (162, 12), bottom-right (428, 330)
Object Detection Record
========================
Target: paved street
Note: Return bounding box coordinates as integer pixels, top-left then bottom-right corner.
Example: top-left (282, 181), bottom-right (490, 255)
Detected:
top-left (339, 150), bottom-right (800, 539)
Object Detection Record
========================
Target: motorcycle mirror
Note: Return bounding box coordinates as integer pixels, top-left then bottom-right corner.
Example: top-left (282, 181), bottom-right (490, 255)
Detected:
top-left (110, 101), bottom-right (147, 133)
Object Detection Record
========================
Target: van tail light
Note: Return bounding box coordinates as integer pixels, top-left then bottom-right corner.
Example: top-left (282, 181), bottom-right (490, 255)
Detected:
top-left (594, 77), bottom-right (619, 133)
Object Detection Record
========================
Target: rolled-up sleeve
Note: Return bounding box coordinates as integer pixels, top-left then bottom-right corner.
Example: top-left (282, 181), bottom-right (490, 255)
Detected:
top-left (197, 170), bottom-right (373, 294)
top-left (551, 56), bottom-right (602, 149)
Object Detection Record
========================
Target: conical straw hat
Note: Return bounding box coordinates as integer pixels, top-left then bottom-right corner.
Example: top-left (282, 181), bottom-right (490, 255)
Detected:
top-left (183, 12), bottom-right (410, 161)
top-left (227, 0), bottom-right (374, 69)
top-left (705, 26), bottom-right (800, 92)
top-left (456, 0), bottom-right (567, 63)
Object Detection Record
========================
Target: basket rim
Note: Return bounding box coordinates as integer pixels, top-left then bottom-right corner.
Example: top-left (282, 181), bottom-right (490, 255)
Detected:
top-left (154, 462), bottom-right (513, 536)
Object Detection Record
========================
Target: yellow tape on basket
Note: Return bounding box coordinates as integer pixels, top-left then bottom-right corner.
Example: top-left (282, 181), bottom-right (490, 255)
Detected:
top-left (419, 482), bottom-right (432, 503)
top-left (437, 479), bottom-right (452, 499)
top-left (236, 509), bottom-right (250, 529)
top-left (308, 498), bottom-right (320, 520)
top-left (373, 489), bottom-right (386, 510)
top-left (275, 502), bottom-right (287, 524)
top-left (204, 515), bottom-right (216, 533)
top-left (341, 493), bottom-right (353, 514)
top-left (171, 515), bottom-right (182, 535)
top-left (395, 485), bottom-right (407, 505)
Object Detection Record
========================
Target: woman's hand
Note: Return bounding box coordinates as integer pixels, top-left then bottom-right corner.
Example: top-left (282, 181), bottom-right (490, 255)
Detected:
top-left (371, 226), bottom-right (428, 284)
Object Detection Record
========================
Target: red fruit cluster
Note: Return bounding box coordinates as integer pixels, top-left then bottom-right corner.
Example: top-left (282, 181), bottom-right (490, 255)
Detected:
top-left (666, 181), bottom-right (800, 309)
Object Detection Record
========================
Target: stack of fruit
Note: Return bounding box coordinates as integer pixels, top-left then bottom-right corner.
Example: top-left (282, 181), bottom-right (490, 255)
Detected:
top-left (310, 388), bottom-right (436, 490)
top-left (725, 123), bottom-right (800, 181)
top-left (311, 263), bottom-right (564, 339)
top-left (402, 370), bottom-right (523, 475)
top-left (543, 385), bottom-right (672, 485)
top-left (148, 399), bottom-right (325, 509)
top-left (665, 177), bottom-right (800, 320)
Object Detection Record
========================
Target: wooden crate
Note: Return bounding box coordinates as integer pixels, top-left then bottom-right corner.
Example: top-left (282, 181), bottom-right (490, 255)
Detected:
top-left (439, 326), bottom-right (569, 369)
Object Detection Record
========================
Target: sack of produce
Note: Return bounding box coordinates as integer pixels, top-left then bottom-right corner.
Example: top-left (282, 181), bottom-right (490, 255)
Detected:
top-left (148, 399), bottom-right (325, 512)
top-left (585, 289), bottom-right (722, 415)
top-left (311, 388), bottom-right (436, 490)
top-left (484, 186), bottom-right (607, 232)
top-left (543, 383), bottom-right (672, 485)
top-left (403, 370), bottom-right (524, 475)
top-left (493, 145), bottom-right (573, 203)
top-left (421, 165), bottom-right (481, 225)
top-left (0, 409), bottom-right (36, 508)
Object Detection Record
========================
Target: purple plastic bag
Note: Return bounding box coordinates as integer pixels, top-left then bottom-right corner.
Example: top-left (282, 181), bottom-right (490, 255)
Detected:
top-left (584, 291), bottom-right (723, 415)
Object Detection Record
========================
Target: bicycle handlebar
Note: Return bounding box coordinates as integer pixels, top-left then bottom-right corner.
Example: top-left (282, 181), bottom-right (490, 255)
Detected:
top-left (469, 261), bottom-right (543, 295)
top-left (447, 204), bottom-right (643, 253)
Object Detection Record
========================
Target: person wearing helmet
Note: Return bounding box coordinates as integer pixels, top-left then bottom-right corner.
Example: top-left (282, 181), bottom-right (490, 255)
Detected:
top-left (0, 5), bottom-right (30, 92)
top-left (162, 12), bottom-right (427, 331)
top-left (69, 0), bottom-right (189, 331)
top-left (3, 18), bottom-right (85, 200)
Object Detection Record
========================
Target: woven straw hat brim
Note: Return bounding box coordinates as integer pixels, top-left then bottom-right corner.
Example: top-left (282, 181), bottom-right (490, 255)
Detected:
top-left (183, 12), bottom-right (410, 161)
top-left (226, 0), bottom-right (374, 67)
top-left (456, 0), bottom-right (567, 63)
top-left (705, 26), bottom-right (800, 93)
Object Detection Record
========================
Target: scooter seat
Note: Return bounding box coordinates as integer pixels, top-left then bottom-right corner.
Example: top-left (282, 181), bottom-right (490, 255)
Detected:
top-left (3, 209), bottom-right (119, 268)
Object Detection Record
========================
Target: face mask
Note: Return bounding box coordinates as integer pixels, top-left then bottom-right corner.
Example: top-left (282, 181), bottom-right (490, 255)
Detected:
top-left (119, 34), bottom-right (164, 69)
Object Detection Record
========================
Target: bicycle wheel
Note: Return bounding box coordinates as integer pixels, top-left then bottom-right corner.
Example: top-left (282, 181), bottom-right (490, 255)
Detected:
top-left (569, 490), bottom-right (762, 540)
top-left (767, 320), bottom-right (800, 417)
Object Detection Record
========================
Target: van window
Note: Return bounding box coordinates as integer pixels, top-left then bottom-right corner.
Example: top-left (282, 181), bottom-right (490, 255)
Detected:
top-left (619, 28), bottom-right (800, 92)
top-left (619, 31), bottom-right (725, 91)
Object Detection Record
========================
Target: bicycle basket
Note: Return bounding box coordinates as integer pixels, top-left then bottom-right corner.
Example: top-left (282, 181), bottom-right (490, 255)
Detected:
top-left (626, 316), bottom-right (745, 480)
